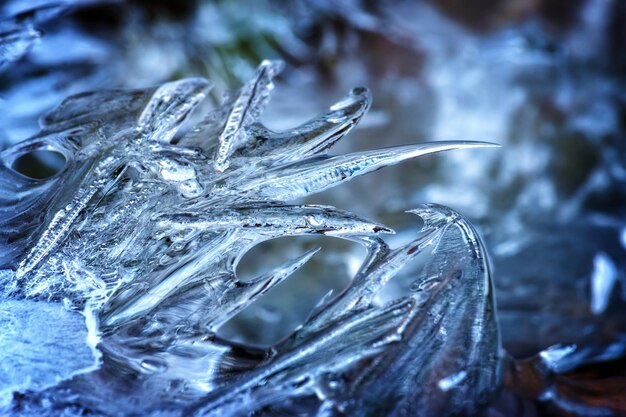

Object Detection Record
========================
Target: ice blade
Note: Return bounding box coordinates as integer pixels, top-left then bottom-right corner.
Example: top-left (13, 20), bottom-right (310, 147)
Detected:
top-left (243, 141), bottom-right (498, 200)
top-left (209, 248), bottom-right (320, 329)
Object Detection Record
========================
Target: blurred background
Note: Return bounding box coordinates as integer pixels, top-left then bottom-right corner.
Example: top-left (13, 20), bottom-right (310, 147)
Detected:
top-left (1, 0), bottom-right (625, 405)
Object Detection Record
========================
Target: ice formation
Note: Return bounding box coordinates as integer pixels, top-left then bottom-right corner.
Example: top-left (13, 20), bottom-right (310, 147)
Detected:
top-left (0, 60), bottom-right (503, 416)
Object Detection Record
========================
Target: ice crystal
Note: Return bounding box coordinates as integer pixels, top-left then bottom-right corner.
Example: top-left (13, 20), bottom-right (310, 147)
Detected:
top-left (0, 60), bottom-right (503, 416)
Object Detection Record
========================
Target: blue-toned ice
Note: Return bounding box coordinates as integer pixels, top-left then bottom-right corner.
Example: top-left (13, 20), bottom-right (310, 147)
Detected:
top-left (0, 58), bottom-right (502, 416)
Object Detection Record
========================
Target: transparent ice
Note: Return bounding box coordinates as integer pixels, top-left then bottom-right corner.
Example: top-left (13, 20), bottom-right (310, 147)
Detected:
top-left (0, 59), bottom-right (504, 416)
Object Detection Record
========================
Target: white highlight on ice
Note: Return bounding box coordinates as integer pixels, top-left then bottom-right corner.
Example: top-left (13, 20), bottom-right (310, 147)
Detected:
top-left (539, 344), bottom-right (576, 371)
top-left (590, 252), bottom-right (617, 315)
top-left (437, 371), bottom-right (467, 391)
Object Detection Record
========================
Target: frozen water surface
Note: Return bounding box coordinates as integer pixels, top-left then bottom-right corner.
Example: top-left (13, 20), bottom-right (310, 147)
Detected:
top-left (0, 299), bottom-right (96, 407)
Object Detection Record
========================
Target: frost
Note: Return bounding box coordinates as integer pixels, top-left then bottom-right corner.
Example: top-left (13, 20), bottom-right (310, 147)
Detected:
top-left (0, 61), bottom-right (502, 416)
